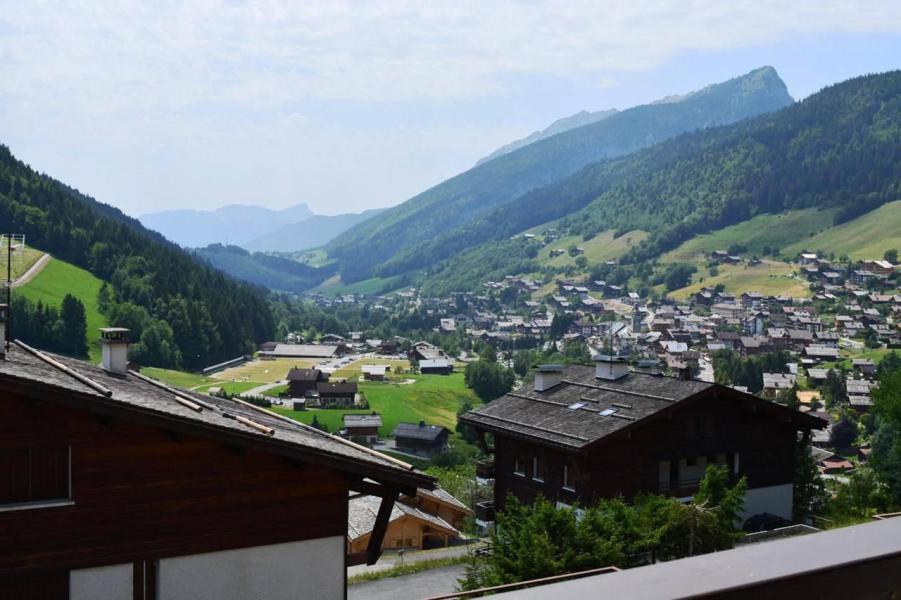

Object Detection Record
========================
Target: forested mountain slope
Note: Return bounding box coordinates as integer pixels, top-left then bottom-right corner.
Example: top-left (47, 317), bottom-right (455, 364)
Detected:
top-left (421, 70), bottom-right (901, 294)
top-left (193, 244), bottom-right (338, 293)
top-left (327, 67), bottom-right (793, 282)
top-left (0, 146), bottom-right (275, 369)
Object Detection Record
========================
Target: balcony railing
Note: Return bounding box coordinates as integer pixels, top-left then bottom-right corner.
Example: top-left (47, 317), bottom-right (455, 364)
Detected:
top-left (658, 477), bottom-right (703, 494)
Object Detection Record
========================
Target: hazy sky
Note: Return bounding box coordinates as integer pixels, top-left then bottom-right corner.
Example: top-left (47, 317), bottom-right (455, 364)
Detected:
top-left (1, 1), bottom-right (899, 217)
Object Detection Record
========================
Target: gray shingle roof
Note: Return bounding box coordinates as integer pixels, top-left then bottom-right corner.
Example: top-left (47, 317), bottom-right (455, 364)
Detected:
top-left (393, 422), bottom-right (448, 441)
top-left (461, 365), bottom-right (823, 451)
top-left (0, 344), bottom-right (428, 489)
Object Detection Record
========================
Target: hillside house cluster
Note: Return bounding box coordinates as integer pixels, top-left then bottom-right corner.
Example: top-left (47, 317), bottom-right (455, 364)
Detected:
top-left (286, 367), bottom-right (359, 409)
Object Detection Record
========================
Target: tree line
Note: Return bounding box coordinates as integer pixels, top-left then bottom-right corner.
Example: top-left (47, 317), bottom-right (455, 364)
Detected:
top-left (0, 145), bottom-right (275, 369)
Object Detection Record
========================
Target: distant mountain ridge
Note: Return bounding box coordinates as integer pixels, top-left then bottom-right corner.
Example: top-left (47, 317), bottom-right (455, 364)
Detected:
top-left (417, 70), bottom-right (901, 294)
top-left (326, 66), bottom-right (794, 284)
top-left (475, 108), bottom-right (618, 166)
top-left (243, 208), bottom-right (386, 253)
top-left (140, 203), bottom-right (314, 248)
top-left (140, 202), bottom-right (381, 253)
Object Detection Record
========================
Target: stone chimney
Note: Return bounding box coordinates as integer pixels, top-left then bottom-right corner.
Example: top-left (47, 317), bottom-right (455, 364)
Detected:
top-left (100, 328), bottom-right (130, 375)
top-left (594, 354), bottom-right (629, 381)
top-left (534, 364), bottom-right (563, 392)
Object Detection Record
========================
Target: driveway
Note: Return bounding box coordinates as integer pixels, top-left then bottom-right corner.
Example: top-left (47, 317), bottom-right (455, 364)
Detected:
top-left (348, 565), bottom-right (466, 600)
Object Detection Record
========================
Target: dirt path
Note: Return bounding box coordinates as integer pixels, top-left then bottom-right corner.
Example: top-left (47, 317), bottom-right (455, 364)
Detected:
top-left (11, 253), bottom-right (51, 288)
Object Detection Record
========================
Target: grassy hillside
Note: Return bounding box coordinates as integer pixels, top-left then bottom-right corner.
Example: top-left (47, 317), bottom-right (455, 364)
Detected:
top-left (662, 209), bottom-right (836, 262)
top-left (781, 201), bottom-right (901, 260)
top-left (272, 372), bottom-right (479, 435)
top-left (538, 230), bottom-right (649, 268)
top-left (668, 260), bottom-right (809, 301)
top-left (17, 257), bottom-right (108, 361)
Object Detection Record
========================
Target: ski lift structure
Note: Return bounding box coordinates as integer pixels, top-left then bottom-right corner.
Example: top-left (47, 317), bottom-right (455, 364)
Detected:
top-left (0, 234), bottom-right (26, 351)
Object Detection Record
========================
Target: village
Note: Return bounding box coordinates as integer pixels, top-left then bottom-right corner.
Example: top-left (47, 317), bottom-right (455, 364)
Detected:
top-left (192, 249), bottom-right (901, 564)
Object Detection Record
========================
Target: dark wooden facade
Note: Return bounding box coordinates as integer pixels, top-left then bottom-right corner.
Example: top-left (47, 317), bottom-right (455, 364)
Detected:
top-left (287, 368), bottom-right (327, 397)
top-left (489, 389), bottom-right (801, 511)
top-left (0, 392), bottom-right (349, 593)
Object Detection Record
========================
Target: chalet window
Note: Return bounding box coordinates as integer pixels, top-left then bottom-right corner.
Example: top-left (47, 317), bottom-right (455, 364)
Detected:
top-left (563, 463), bottom-right (576, 492)
top-left (532, 456), bottom-right (544, 483)
top-left (686, 456), bottom-right (698, 467)
top-left (0, 446), bottom-right (70, 508)
top-left (514, 456), bottom-right (526, 477)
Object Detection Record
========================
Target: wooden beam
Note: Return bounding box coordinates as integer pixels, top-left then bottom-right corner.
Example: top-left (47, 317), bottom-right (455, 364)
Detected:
top-left (349, 476), bottom-right (416, 498)
top-left (366, 492), bottom-right (397, 565)
top-left (346, 552), bottom-right (369, 566)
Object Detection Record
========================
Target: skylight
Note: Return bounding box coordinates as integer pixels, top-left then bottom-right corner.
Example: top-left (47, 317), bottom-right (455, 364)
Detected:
top-left (599, 408), bottom-right (618, 417)
top-left (568, 402), bottom-right (587, 410)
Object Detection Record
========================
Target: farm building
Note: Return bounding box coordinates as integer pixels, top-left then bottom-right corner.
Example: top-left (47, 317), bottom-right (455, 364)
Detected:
top-left (260, 344), bottom-right (343, 359)
top-left (393, 421), bottom-right (450, 456)
top-left (0, 330), bottom-right (431, 599)
top-left (460, 358), bottom-right (825, 525)
top-left (361, 364), bottom-right (389, 381)
top-left (419, 358), bottom-right (453, 375)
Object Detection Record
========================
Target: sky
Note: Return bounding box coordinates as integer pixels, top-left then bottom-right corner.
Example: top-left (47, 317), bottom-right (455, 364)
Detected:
top-left (0, 1), bottom-right (899, 218)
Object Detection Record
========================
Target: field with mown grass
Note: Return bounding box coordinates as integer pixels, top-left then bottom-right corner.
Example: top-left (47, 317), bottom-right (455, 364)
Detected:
top-left (271, 372), bottom-right (479, 436)
top-left (668, 260), bottom-right (810, 300)
top-left (213, 357), bottom-right (318, 384)
top-left (537, 229), bottom-right (648, 268)
top-left (331, 357), bottom-right (412, 380)
top-left (781, 201), bottom-right (901, 260)
top-left (662, 209), bottom-right (836, 262)
top-left (17, 257), bottom-right (108, 362)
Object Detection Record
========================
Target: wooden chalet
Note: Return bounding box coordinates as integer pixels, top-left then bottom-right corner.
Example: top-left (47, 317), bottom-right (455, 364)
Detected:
top-left (393, 421), bottom-right (449, 456)
top-left (286, 367), bottom-right (328, 397)
top-left (0, 331), bottom-right (430, 599)
top-left (347, 492), bottom-right (460, 552)
top-left (460, 357), bottom-right (825, 525)
top-left (342, 413), bottom-right (382, 446)
top-left (316, 381), bottom-right (358, 408)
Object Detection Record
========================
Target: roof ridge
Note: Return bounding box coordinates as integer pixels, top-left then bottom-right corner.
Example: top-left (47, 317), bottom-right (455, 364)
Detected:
top-left (561, 378), bottom-right (677, 402)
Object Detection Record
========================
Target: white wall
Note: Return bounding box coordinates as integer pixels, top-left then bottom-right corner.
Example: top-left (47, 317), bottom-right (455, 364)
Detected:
top-left (158, 536), bottom-right (345, 600)
top-left (70, 563), bottom-right (132, 600)
top-left (741, 484), bottom-right (794, 521)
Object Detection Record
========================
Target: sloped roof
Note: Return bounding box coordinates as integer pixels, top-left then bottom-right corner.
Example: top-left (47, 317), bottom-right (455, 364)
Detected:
top-left (347, 494), bottom-right (459, 541)
top-left (460, 365), bottom-right (824, 451)
top-left (394, 422), bottom-right (448, 441)
top-left (0, 344), bottom-right (429, 491)
top-left (261, 344), bottom-right (338, 358)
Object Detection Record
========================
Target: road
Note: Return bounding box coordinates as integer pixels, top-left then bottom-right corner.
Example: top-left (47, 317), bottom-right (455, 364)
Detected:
top-left (239, 380), bottom-right (286, 397)
top-left (348, 565), bottom-right (466, 600)
top-left (11, 253), bottom-right (51, 287)
top-left (348, 543), bottom-right (481, 578)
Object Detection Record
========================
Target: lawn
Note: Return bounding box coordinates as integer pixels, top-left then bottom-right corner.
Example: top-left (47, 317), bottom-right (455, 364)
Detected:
top-left (141, 367), bottom-right (218, 390)
top-left (331, 357), bottom-right (412, 380)
top-left (17, 257), bottom-right (108, 362)
top-left (213, 358), bottom-right (319, 384)
top-left (538, 229), bottom-right (648, 268)
top-left (271, 372), bottom-right (480, 436)
top-left (781, 201), bottom-right (901, 260)
top-left (662, 209), bottom-right (836, 262)
top-left (668, 260), bottom-right (810, 301)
